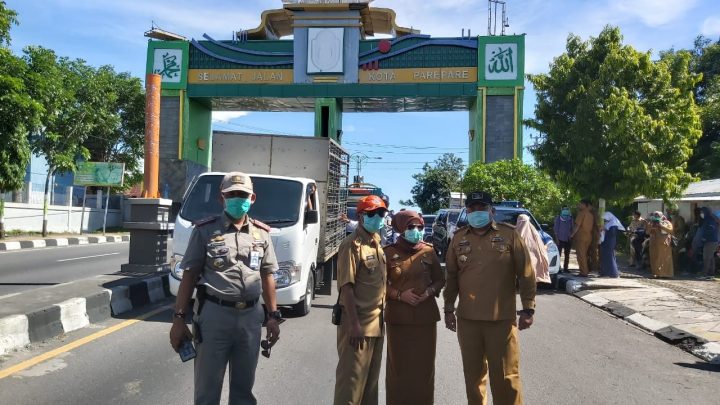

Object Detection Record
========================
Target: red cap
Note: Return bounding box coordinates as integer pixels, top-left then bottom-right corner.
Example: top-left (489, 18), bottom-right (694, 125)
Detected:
top-left (357, 195), bottom-right (387, 214)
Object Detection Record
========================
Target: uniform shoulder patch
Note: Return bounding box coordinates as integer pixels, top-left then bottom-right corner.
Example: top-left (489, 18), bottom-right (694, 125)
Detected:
top-left (250, 218), bottom-right (271, 232)
top-left (193, 216), bottom-right (217, 227)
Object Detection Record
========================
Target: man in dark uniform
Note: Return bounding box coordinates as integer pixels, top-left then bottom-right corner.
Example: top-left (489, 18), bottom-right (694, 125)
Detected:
top-left (443, 191), bottom-right (536, 405)
top-left (170, 171), bottom-right (281, 405)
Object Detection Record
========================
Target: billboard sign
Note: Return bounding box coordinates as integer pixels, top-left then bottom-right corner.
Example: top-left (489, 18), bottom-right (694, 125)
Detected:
top-left (74, 162), bottom-right (125, 187)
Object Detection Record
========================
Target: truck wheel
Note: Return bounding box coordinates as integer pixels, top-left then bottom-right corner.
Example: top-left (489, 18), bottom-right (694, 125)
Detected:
top-left (293, 272), bottom-right (314, 316)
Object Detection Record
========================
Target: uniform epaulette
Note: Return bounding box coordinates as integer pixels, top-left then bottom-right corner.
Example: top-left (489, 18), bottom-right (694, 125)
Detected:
top-left (193, 216), bottom-right (217, 227)
top-left (250, 218), bottom-right (271, 232)
top-left (421, 241), bottom-right (433, 247)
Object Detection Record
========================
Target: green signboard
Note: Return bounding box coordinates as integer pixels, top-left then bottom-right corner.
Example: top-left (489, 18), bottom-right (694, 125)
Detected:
top-left (74, 162), bottom-right (125, 187)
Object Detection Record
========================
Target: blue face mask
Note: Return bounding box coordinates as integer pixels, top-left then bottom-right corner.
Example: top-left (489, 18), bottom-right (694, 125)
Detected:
top-left (403, 228), bottom-right (423, 244)
top-left (467, 210), bottom-right (491, 228)
top-left (225, 197), bottom-right (252, 219)
top-left (362, 214), bottom-right (385, 233)
top-left (561, 209), bottom-right (571, 217)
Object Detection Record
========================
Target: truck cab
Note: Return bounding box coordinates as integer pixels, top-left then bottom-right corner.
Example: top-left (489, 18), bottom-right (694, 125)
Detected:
top-left (170, 172), bottom-right (321, 315)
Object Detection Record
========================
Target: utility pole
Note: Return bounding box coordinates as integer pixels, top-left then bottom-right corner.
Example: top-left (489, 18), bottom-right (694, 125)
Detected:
top-left (350, 153), bottom-right (382, 183)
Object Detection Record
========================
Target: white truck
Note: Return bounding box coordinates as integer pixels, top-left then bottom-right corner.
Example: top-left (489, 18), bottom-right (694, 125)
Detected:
top-left (169, 132), bottom-right (349, 315)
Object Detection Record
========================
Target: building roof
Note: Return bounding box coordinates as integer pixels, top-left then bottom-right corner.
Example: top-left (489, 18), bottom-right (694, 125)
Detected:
top-left (243, 2), bottom-right (419, 40)
top-left (634, 178), bottom-right (720, 202)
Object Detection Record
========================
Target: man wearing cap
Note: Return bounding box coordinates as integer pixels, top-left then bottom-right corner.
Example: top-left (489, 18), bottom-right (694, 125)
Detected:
top-left (443, 191), bottom-right (535, 405)
top-left (170, 171), bottom-right (281, 405)
top-left (334, 194), bottom-right (388, 405)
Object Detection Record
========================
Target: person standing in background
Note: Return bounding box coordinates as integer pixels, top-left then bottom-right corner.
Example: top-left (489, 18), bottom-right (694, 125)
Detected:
top-left (600, 212), bottom-right (625, 278)
top-left (571, 199), bottom-right (594, 277)
top-left (668, 209), bottom-right (686, 272)
top-left (553, 207), bottom-right (574, 273)
top-left (698, 207), bottom-right (719, 278)
top-left (627, 211), bottom-right (647, 267)
top-left (648, 211), bottom-right (674, 279)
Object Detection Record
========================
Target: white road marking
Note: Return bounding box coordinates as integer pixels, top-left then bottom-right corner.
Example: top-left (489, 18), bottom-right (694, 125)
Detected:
top-left (57, 253), bottom-right (119, 262)
top-left (0, 292), bottom-right (21, 301)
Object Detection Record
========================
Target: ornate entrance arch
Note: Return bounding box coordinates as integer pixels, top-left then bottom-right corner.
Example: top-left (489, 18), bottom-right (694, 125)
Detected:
top-left (145, 0), bottom-right (525, 200)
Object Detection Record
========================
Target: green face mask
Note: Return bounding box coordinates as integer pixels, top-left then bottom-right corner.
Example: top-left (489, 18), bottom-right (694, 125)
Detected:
top-left (403, 228), bottom-right (423, 244)
top-left (225, 197), bottom-right (251, 219)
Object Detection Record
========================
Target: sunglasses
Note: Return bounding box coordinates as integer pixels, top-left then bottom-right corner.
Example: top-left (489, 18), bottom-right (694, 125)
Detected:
top-left (365, 209), bottom-right (387, 218)
top-left (261, 339), bottom-right (271, 358)
top-left (406, 224), bottom-right (423, 230)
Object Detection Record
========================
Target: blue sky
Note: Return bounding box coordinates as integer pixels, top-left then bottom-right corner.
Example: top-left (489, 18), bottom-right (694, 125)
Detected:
top-left (6, 0), bottom-right (720, 212)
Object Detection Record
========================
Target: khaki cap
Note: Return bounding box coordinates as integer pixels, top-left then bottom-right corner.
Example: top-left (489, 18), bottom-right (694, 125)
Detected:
top-left (220, 172), bottom-right (253, 194)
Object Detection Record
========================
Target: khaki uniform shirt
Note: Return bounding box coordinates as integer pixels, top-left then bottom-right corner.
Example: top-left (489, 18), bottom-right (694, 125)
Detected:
top-left (385, 243), bottom-right (445, 325)
top-left (575, 209), bottom-right (595, 240)
top-left (443, 222), bottom-right (536, 321)
top-left (180, 214), bottom-right (278, 301)
top-left (336, 226), bottom-right (386, 337)
top-left (628, 218), bottom-right (647, 232)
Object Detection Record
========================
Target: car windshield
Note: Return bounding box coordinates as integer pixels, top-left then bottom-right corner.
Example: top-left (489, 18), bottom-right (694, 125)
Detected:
top-left (448, 210), bottom-right (461, 224)
top-left (179, 175), bottom-right (303, 227)
top-left (423, 216), bottom-right (435, 228)
top-left (347, 207), bottom-right (357, 221)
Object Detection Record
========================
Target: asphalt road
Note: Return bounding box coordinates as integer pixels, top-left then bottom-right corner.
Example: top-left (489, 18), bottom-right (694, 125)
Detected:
top-left (0, 284), bottom-right (717, 405)
top-left (0, 241), bottom-right (167, 296)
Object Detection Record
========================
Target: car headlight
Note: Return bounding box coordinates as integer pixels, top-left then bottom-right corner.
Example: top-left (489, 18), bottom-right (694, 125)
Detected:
top-left (170, 254), bottom-right (184, 281)
top-left (274, 261), bottom-right (302, 288)
top-left (546, 242), bottom-right (559, 267)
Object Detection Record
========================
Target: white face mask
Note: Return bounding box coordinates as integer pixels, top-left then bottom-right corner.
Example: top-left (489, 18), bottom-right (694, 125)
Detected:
top-left (700, 213), bottom-right (705, 219)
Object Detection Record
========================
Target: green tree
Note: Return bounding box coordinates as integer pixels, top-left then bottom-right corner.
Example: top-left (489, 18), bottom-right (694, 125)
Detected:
top-left (461, 159), bottom-right (566, 224)
top-left (526, 26), bottom-right (702, 206)
top-left (83, 67), bottom-right (145, 189)
top-left (399, 153), bottom-right (464, 214)
top-left (686, 36), bottom-right (720, 178)
top-left (0, 2), bottom-right (41, 238)
top-left (24, 46), bottom-right (99, 236)
top-left (0, 0), bottom-right (17, 46)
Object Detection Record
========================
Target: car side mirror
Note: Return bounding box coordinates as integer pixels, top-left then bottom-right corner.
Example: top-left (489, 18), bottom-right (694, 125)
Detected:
top-left (305, 210), bottom-right (319, 225)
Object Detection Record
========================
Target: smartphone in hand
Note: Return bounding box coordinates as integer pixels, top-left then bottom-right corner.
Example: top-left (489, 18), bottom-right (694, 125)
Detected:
top-left (178, 339), bottom-right (196, 362)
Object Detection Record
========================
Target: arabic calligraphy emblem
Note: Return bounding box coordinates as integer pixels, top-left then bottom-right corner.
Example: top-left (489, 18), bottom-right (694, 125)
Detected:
top-left (485, 43), bottom-right (517, 80)
top-left (153, 49), bottom-right (183, 83)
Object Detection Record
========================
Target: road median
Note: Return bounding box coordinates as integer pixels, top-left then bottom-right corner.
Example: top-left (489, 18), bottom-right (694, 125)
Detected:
top-left (0, 272), bottom-right (171, 356)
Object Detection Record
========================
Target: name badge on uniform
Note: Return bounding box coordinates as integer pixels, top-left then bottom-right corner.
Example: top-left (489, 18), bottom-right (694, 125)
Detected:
top-left (250, 251), bottom-right (260, 270)
top-left (459, 240), bottom-right (470, 246)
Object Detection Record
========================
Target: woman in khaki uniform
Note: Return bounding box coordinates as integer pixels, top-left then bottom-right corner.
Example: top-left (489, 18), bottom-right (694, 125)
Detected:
top-left (384, 210), bottom-right (445, 405)
top-left (648, 211), bottom-right (674, 278)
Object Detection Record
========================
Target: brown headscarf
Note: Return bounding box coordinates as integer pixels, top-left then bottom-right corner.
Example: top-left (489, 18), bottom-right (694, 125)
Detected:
top-left (391, 210), bottom-right (424, 252)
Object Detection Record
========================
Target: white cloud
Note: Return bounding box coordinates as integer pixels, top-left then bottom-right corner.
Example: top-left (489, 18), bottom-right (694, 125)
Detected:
top-left (701, 16), bottom-right (720, 36)
top-left (610, 0), bottom-right (698, 27)
top-left (212, 111), bottom-right (250, 123)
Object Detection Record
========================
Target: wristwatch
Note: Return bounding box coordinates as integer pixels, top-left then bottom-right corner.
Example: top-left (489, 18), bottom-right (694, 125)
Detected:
top-left (268, 310), bottom-right (283, 321)
top-left (173, 311), bottom-right (186, 320)
top-left (520, 309), bottom-right (535, 316)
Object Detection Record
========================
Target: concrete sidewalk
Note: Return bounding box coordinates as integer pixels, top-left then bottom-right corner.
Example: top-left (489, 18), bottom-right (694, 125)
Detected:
top-left (560, 254), bottom-right (720, 364)
top-left (0, 272), bottom-right (172, 356)
top-left (0, 234), bottom-right (130, 251)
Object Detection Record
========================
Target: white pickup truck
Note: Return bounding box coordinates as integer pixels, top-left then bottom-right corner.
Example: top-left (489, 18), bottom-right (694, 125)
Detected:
top-left (169, 132), bottom-right (349, 316)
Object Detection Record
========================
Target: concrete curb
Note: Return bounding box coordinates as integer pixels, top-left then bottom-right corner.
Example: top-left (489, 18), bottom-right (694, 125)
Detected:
top-left (560, 274), bottom-right (720, 364)
top-left (0, 235), bottom-right (129, 251)
top-left (0, 274), bottom-right (170, 356)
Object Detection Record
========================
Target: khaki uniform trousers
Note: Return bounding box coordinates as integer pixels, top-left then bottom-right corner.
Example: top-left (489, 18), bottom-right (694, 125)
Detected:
top-left (575, 236), bottom-right (592, 276)
top-left (193, 301), bottom-right (264, 405)
top-left (458, 318), bottom-right (522, 405)
top-left (334, 326), bottom-right (384, 405)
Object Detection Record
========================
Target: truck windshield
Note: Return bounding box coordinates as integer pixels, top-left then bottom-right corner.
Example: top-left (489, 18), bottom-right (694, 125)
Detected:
top-left (179, 175), bottom-right (303, 227)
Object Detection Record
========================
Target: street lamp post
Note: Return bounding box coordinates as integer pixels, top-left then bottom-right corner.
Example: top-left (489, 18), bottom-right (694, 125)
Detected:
top-left (351, 153), bottom-right (382, 183)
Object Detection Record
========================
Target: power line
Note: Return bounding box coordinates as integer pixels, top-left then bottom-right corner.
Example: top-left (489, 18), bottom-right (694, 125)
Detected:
top-left (345, 141), bottom-right (468, 150)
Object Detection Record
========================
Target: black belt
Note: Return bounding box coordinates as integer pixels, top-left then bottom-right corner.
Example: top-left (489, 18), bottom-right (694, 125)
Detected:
top-left (204, 294), bottom-right (258, 310)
